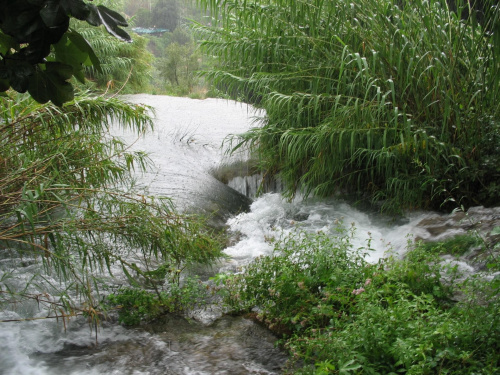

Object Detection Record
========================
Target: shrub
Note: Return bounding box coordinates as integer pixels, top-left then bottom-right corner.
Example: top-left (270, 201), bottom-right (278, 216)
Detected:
top-left (216, 227), bottom-right (500, 374)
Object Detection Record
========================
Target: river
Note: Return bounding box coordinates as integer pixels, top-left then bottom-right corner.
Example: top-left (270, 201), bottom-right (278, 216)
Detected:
top-left (0, 94), bottom-right (465, 375)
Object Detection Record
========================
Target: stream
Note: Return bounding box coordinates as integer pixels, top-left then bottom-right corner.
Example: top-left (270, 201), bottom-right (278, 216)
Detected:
top-left (0, 95), bottom-right (490, 375)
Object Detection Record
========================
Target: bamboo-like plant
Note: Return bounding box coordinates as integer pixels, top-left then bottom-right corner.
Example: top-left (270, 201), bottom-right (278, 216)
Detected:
top-left (77, 21), bottom-right (154, 93)
top-left (0, 92), bottom-right (223, 323)
top-left (195, 0), bottom-right (500, 211)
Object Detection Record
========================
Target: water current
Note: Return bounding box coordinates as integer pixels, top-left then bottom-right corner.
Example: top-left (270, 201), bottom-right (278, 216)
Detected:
top-left (1, 95), bottom-right (444, 375)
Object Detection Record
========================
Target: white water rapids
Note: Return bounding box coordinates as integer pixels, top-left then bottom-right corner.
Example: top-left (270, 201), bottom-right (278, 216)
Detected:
top-left (0, 95), bottom-right (452, 375)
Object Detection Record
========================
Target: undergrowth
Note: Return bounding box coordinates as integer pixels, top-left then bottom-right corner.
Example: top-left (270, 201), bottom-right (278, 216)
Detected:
top-left (106, 276), bottom-right (211, 326)
top-left (213, 225), bottom-right (500, 374)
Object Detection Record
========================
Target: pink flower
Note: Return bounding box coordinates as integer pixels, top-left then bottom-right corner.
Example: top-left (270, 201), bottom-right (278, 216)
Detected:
top-left (364, 279), bottom-right (372, 286)
top-left (352, 287), bottom-right (365, 295)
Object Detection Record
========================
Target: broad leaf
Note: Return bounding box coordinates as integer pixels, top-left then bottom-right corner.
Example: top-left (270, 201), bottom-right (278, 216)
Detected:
top-left (28, 63), bottom-right (74, 106)
top-left (0, 32), bottom-right (19, 55)
top-left (6, 61), bottom-right (34, 93)
top-left (66, 30), bottom-right (102, 72)
top-left (0, 78), bottom-right (9, 92)
top-left (86, 4), bottom-right (131, 42)
top-left (62, 0), bottom-right (90, 20)
top-left (40, 0), bottom-right (67, 28)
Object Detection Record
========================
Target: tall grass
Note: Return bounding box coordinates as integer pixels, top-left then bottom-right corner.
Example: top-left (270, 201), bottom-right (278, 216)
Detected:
top-left (195, 0), bottom-right (500, 211)
top-left (0, 92), bottom-right (222, 323)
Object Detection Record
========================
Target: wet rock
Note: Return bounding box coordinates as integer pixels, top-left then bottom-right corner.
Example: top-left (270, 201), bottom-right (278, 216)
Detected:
top-left (416, 206), bottom-right (500, 242)
top-left (416, 206), bottom-right (500, 272)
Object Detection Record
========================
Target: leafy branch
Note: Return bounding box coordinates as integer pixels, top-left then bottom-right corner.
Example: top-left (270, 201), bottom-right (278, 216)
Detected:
top-left (0, 0), bottom-right (132, 106)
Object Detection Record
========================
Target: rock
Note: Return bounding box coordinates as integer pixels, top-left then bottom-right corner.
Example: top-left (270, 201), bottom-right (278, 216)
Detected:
top-left (416, 206), bottom-right (500, 242)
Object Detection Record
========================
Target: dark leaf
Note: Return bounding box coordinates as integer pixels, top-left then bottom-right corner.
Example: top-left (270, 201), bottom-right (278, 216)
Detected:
top-left (96, 5), bottom-right (128, 27)
top-left (8, 61), bottom-right (35, 92)
top-left (28, 65), bottom-right (74, 106)
top-left (0, 32), bottom-right (19, 55)
top-left (85, 4), bottom-right (131, 42)
top-left (2, 10), bottom-right (43, 44)
top-left (85, 4), bottom-right (101, 27)
top-left (14, 41), bottom-right (52, 64)
top-left (62, 0), bottom-right (90, 20)
top-left (0, 78), bottom-right (9, 92)
top-left (45, 61), bottom-right (73, 80)
top-left (26, 0), bottom-right (46, 6)
top-left (52, 34), bottom-right (87, 83)
top-left (40, 0), bottom-right (67, 28)
top-left (66, 30), bottom-right (102, 72)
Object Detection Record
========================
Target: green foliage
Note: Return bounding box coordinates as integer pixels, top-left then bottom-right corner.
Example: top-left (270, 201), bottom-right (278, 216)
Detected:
top-left (0, 91), bottom-right (223, 322)
top-left (106, 276), bottom-right (210, 325)
top-left (158, 41), bottom-right (200, 91)
top-left (195, 0), bottom-right (500, 211)
top-left (219, 225), bottom-right (369, 333)
top-left (129, 0), bottom-right (180, 30)
top-left (77, 21), bottom-right (154, 93)
top-left (107, 288), bottom-right (162, 325)
top-left (419, 234), bottom-right (481, 256)
top-left (151, 0), bottom-right (180, 31)
top-left (217, 228), bottom-right (500, 374)
top-left (0, 0), bottom-right (132, 105)
top-left (146, 26), bottom-right (207, 96)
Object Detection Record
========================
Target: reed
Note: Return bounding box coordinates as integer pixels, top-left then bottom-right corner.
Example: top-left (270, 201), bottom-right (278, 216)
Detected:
top-left (0, 92), bottom-right (222, 321)
top-left (195, 0), bottom-right (500, 211)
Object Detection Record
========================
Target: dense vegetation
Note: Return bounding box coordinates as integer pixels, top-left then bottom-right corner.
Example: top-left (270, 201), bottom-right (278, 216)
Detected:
top-left (196, 0), bottom-right (500, 212)
top-left (0, 0), bottom-right (222, 323)
top-left (1, 1), bottom-right (499, 374)
top-left (214, 227), bottom-right (499, 374)
top-left (119, 0), bottom-right (213, 97)
top-left (0, 0), bottom-right (132, 106)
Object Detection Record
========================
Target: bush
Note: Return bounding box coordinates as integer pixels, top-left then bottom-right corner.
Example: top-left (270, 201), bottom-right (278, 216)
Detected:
top-left (216, 227), bottom-right (500, 374)
top-left (106, 277), bottom-right (211, 325)
top-left (0, 92), bottom-right (223, 323)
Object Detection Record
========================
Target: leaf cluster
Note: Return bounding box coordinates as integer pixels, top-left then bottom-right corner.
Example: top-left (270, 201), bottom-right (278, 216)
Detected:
top-left (106, 277), bottom-right (212, 325)
top-left (0, 0), bottom-right (131, 106)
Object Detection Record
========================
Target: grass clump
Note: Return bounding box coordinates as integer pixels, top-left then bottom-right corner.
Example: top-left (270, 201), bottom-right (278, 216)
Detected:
top-left (196, 0), bottom-right (500, 211)
top-left (420, 234), bottom-right (481, 256)
top-left (214, 226), bottom-right (500, 374)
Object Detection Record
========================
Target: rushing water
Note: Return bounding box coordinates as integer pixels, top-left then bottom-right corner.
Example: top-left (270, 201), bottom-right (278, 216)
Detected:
top-left (0, 95), bottom-right (458, 375)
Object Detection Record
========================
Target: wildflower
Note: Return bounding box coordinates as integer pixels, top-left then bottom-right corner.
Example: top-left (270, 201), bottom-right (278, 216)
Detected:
top-left (364, 278), bottom-right (372, 286)
top-left (352, 287), bottom-right (365, 295)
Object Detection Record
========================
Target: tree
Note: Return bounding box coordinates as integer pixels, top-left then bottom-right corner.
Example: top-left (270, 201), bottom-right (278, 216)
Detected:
top-left (0, 0), bottom-right (131, 106)
top-left (152, 0), bottom-right (180, 31)
top-left (158, 41), bottom-right (200, 90)
top-left (76, 20), bottom-right (154, 93)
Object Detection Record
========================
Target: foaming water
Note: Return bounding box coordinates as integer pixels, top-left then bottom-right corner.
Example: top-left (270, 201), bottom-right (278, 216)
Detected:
top-left (0, 95), bottom-right (285, 375)
top-left (223, 193), bottom-right (430, 268)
